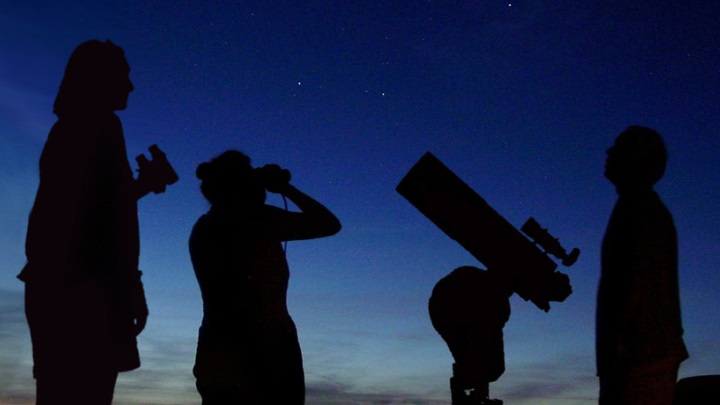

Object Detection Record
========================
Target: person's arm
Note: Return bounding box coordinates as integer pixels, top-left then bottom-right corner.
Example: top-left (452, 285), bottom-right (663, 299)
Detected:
top-left (265, 183), bottom-right (342, 241)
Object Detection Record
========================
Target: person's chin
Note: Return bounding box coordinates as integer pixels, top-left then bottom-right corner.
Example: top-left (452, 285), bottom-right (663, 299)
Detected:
top-left (604, 168), bottom-right (615, 182)
top-left (113, 101), bottom-right (129, 111)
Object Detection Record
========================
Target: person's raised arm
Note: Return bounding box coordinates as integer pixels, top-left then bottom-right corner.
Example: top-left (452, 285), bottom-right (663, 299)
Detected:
top-left (266, 182), bottom-right (342, 241)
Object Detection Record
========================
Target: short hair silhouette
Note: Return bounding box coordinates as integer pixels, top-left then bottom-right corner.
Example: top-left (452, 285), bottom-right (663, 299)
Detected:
top-left (605, 125), bottom-right (667, 188)
top-left (597, 126), bottom-right (687, 405)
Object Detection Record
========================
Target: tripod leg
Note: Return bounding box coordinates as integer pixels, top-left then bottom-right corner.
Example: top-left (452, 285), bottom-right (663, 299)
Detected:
top-left (450, 376), bottom-right (467, 405)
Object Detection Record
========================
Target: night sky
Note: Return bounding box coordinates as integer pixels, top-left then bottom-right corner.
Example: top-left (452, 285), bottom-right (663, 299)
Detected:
top-left (2, 1), bottom-right (719, 404)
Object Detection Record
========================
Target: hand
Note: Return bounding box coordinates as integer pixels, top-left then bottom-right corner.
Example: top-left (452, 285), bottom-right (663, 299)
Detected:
top-left (266, 181), bottom-right (291, 195)
top-left (261, 164), bottom-right (292, 194)
top-left (131, 270), bottom-right (149, 336)
top-left (133, 310), bottom-right (148, 336)
top-left (136, 163), bottom-right (168, 194)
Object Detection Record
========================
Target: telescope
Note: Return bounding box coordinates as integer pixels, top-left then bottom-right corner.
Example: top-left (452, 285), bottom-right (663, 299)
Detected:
top-left (396, 152), bottom-right (579, 311)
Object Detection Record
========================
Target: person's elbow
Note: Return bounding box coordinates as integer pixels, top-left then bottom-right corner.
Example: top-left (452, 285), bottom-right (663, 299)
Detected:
top-left (324, 216), bottom-right (342, 236)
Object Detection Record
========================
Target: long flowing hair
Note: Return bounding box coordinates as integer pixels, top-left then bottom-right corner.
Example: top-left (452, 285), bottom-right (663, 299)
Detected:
top-left (53, 40), bottom-right (127, 117)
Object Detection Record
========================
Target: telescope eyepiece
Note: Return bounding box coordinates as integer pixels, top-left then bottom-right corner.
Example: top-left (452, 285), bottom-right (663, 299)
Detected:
top-left (521, 217), bottom-right (579, 266)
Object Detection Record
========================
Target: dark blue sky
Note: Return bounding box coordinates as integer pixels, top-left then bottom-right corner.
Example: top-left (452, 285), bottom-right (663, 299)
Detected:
top-left (2, 1), bottom-right (719, 404)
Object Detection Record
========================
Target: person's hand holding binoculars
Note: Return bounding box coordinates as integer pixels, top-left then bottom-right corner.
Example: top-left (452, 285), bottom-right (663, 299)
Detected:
top-left (255, 164), bottom-right (291, 194)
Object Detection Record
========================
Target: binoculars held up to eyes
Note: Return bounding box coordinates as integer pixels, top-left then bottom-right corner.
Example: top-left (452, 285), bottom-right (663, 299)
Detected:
top-left (254, 164), bottom-right (291, 191)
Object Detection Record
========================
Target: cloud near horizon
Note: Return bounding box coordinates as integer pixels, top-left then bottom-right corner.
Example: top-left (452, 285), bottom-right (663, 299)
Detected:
top-left (0, 284), bottom-right (602, 405)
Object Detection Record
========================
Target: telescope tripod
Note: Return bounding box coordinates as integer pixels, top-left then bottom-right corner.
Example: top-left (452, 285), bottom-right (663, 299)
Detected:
top-left (450, 364), bottom-right (503, 405)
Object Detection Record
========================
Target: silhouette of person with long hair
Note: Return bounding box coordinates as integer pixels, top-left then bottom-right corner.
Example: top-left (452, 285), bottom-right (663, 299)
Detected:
top-left (18, 40), bottom-right (173, 405)
top-left (189, 150), bottom-right (341, 404)
top-left (429, 266), bottom-right (512, 405)
top-left (597, 126), bottom-right (688, 405)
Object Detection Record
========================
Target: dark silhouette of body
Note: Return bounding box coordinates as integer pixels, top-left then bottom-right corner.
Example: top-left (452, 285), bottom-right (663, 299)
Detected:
top-left (597, 126), bottom-right (688, 405)
top-left (429, 266), bottom-right (511, 405)
top-left (18, 40), bottom-right (172, 405)
top-left (189, 150), bottom-right (341, 405)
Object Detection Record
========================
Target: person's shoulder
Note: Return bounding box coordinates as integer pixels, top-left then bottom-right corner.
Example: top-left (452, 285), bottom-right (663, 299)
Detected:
top-left (189, 213), bottom-right (214, 247)
top-left (191, 213), bottom-right (213, 234)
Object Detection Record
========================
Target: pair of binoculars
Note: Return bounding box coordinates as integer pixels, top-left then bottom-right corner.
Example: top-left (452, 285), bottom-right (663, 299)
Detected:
top-left (136, 144), bottom-right (179, 194)
top-left (254, 164), bottom-right (291, 190)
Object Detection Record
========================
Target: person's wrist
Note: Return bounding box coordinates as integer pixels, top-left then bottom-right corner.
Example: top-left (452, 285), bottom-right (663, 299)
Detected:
top-left (278, 183), bottom-right (294, 194)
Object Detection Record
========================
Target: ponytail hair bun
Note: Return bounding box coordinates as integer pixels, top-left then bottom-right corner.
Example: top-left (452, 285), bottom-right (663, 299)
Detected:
top-left (196, 149), bottom-right (255, 205)
top-left (196, 162), bottom-right (212, 180)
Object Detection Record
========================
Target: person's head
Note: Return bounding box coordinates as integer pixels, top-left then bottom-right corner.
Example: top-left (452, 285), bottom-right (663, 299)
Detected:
top-left (53, 39), bottom-right (134, 117)
top-left (196, 150), bottom-right (266, 209)
top-left (605, 126), bottom-right (667, 191)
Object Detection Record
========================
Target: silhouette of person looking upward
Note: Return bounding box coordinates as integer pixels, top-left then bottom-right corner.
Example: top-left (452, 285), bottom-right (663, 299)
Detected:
top-left (18, 40), bottom-right (170, 405)
top-left (189, 150), bottom-right (341, 405)
top-left (429, 266), bottom-right (512, 405)
top-left (597, 126), bottom-right (688, 405)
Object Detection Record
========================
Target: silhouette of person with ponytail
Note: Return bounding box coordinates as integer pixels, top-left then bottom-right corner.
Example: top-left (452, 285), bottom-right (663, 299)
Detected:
top-left (189, 150), bottom-right (341, 404)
